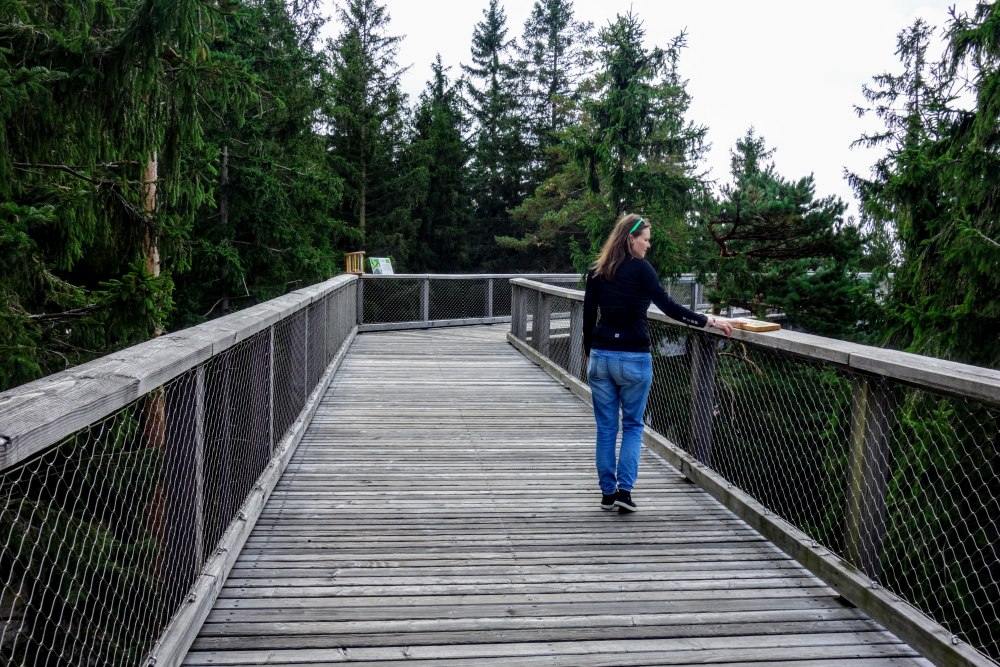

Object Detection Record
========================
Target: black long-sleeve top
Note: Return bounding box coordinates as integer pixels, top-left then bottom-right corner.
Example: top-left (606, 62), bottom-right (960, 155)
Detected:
top-left (583, 257), bottom-right (708, 355)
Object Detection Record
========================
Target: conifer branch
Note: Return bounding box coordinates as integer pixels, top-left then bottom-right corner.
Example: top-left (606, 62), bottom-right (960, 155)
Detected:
top-left (29, 305), bottom-right (101, 321)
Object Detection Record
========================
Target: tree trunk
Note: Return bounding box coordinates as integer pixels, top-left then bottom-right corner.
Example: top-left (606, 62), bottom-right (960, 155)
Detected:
top-left (219, 145), bottom-right (230, 314)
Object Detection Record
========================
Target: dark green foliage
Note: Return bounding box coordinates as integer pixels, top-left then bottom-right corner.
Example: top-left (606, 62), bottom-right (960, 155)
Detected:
top-left (568, 14), bottom-right (707, 276)
top-left (500, 142), bottom-right (607, 272)
top-left (851, 8), bottom-right (1000, 368)
top-left (170, 0), bottom-right (352, 326)
top-left (505, 11), bottom-right (707, 276)
top-left (703, 129), bottom-right (876, 338)
top-left (516, 0), bottom-right (594, 184)
top-left (407, 55), bottom-right (472, 272)
top-left (462, 0), bottom-right (533, 270)
top-left (0, 0), bottom-right (227, 390)
top-left (325, 0), bottom-right (418, 268)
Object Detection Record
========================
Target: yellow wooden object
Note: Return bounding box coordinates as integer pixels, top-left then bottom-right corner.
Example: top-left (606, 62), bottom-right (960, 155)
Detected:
top-left (731, 318), bottom-right (781, 332)
top-left (345, 251), bottom-right (365, 274)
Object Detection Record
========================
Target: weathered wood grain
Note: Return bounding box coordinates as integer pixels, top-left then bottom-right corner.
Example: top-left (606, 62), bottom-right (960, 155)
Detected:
top-left (182, 325), bottom-right (928, 666)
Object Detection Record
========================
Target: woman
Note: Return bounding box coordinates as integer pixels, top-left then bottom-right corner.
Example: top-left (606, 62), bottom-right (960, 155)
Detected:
top-left (583, 213), bottom-right (733, 513)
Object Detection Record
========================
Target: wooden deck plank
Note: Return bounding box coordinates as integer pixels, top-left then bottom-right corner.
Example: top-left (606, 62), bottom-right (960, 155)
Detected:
top-left (183, 325), bottom-right (929, 666)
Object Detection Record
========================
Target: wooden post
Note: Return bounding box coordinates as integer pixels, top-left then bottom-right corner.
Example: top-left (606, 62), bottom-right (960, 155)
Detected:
top-left (845, 375), bottom-right (896, 580)
top-left (268, 327), bottom-right (275, 452)
top-left (512, 284), bottom-right (527, 340)
top-left (568, 300), bottom-right (585, 378)
top-left (486, 279), bottom-right (494, 318)
top-left (689, 332), bottom-right (718, 466)
top-left (535, 292), bottom-right (551, 358)
top-left (164, 367), bottom-right (205, 611)
top-left (302, 305), bottom-right (309, 402)
top-left (421, 278), bottom-right (430, 324)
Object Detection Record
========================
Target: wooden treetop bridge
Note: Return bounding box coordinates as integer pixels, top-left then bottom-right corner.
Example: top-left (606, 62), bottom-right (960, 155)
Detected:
top-left (1, 274), bottom-right (998, 667)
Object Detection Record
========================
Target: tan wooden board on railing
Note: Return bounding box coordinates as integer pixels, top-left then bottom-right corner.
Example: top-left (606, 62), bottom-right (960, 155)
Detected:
top-left (731, 318), bottom-right (780, 332)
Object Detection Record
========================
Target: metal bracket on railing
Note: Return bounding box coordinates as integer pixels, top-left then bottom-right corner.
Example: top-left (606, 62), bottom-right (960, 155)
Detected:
top-left (0, 435), bottom-right (9, 449)
top-left (187, 592), bottom-right (197, 603)
top-left (146, 657), bottom-right (157, 666)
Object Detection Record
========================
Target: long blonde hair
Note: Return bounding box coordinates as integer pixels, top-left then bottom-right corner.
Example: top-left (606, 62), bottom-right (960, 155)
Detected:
top-left (591, 213), bottom-right (649, 280)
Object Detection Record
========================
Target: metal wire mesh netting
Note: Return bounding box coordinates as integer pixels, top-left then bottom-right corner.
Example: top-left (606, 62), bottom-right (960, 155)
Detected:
top-left (0, 378), bottom-right (203, 666)
top-left (361, 275), bottom-right (582, 327)
top-left (642, 320), bottom-right (1000, 661)
top-left (508, 283), bottom-right (999, 662)
top-left (0, 283), bottom-right (355, 666)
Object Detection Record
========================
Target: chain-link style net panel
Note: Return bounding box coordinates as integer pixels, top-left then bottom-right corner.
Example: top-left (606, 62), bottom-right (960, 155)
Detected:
top-left (325, 291), bottom-right (341, 364)
top-left (651, 323), bottom-right (854, 543)
top-left (644, 319), bottom-right (1000, 662)
top-left (0, 281), bottom-right (356, 667)
top-left (544, 296), bottom-right (574, 371)
top-left (879, 390), bottom-right (999, 660)
top-left (0, 378), bottom-right (195, 666)
top-left (492, 279), bottom-right (512, 317)
top-left (362, 278), bottom-right (422, 324)
top-left (665, 279), bottom-right (698, 311)
top-left (202, 331), bottom-right (272, 561)
top-left (306, 301), bottom-right (326, 392)
top-left (273, 309), bottom-right (307, 442)
top-left (429, 279), bottom-right (487, 320)
top-left (523, 289), bottom-right (538, 347)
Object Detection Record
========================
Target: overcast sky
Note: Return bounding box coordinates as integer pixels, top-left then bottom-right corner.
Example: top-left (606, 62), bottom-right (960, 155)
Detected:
top-left (321, 0), bottom-right (979, 218)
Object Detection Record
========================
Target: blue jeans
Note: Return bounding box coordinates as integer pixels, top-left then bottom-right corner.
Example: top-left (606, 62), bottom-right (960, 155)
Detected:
top-left (587, 349), bottom-right (654, 495)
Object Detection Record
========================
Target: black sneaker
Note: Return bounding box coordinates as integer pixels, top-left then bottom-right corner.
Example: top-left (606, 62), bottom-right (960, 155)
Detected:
top-left (601, 493), bottom-right (616, 510)
top-left (615, 489), bottom-right (637, 512)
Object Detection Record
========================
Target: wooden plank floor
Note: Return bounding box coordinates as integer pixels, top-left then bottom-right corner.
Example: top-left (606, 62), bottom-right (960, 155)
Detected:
top-left (184, 325), bottom-right (930, 666)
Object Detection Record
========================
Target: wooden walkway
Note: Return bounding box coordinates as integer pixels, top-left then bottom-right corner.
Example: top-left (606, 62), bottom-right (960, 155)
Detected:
top-left (183, 326), bottom-right (930, 666)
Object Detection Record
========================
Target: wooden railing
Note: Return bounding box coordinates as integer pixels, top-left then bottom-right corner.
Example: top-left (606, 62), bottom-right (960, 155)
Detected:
top-left (0, 275), bottom-right (359, 667)
top-left (509, 277), bottom-right (1000, 667)
top-left (357, 273), bottom-right (581, 332)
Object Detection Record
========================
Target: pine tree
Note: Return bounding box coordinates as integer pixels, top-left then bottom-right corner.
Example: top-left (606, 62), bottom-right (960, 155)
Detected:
top-left (705, 129), bottom-right (873, 338)
top-left (462, 0), bottom-right (532, 270)
top-left (408, 55), bottom-right (472, 272)
top-left (325, 0), bottom-right (418, 267)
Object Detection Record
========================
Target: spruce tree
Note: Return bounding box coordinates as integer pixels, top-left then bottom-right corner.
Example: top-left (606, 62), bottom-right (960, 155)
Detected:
top-left (170, 0), bottom-right (352, 326)
top-left (408, 55), bottom-right (472, 272)
top-left (568, 13), bottom-right (708, 276)
top-left (462, 0), bottom-right (532, 270)
top-left (325, 0), bottom-right (418, 267)
top-left (850, 10), bottom-right (1000, 367)
top-left (516, 0), bottom-right (594, 183)
top-left (0, 0), bottom-right (228, 390)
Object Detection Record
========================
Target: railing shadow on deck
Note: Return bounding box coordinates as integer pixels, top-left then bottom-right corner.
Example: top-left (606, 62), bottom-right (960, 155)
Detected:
top-left (0, 272), bottom-right (997, 667)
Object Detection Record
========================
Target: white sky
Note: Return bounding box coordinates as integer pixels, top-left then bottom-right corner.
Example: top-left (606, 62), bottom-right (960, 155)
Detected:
top-left (321, 0), bottom-right (980, 219)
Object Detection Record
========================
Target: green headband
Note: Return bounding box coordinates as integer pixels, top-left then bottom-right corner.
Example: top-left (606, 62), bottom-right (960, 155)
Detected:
top-left (629, 217), bottom-right (645, 234)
